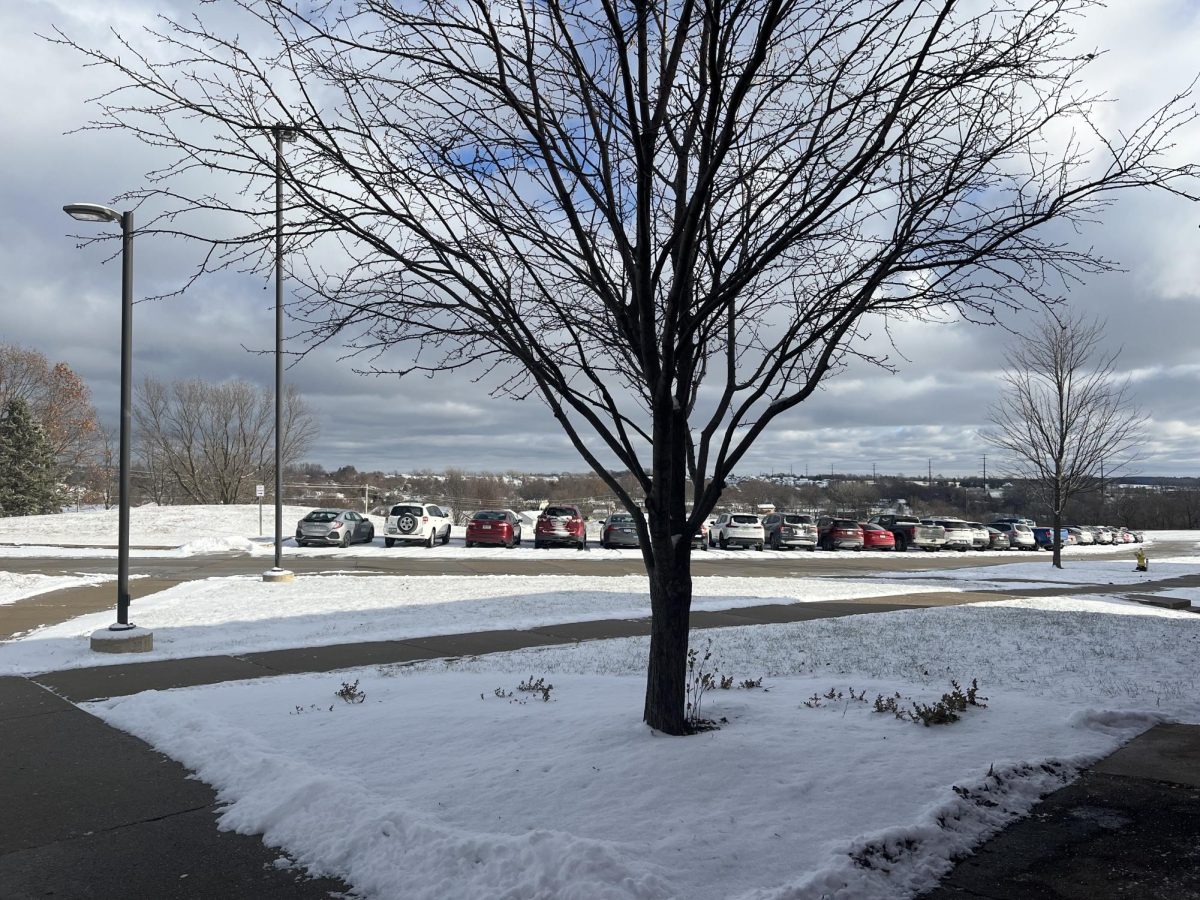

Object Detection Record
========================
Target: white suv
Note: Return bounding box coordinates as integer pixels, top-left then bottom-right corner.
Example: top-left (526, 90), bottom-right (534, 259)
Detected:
top-left (709, 513), bottom-right (765, 550)
top-left (385, 502), bottom-right (453, 548)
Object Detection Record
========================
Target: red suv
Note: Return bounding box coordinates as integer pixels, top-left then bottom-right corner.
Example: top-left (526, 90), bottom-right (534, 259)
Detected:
top-left (816, 517), bottom-right (865, 551)
top-left (534, 505), bottom-right (587, 550)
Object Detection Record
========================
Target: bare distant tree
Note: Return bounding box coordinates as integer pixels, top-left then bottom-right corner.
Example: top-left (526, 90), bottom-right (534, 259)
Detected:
top-left (55, 1), bottom-right (1198, 732)
top-left (983, 312), bottom-right (1143, 568)
top-left (134, 377), bottom-right (318, 504)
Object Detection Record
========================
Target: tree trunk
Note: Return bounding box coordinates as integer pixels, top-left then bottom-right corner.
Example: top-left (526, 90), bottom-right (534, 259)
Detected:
top-left (1051, 508), bottom-right (1062, 569)
top-left (642, 549), bottom-right (693, 735)
top-left (641, 393), bottom-right (694, 735)
top-left (1051, 478), bottom-right (1063, 569)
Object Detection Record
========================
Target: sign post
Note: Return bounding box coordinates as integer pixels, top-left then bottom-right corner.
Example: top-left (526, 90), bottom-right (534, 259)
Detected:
top-left (256, 483), bottom-right (265, 536)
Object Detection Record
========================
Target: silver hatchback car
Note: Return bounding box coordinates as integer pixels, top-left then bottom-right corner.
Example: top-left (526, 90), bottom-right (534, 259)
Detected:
top-left (295, 508), bottom-right (375, 548)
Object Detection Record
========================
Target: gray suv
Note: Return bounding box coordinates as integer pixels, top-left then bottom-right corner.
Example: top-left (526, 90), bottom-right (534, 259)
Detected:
top-left (761, 513), bottom-right (818, 550)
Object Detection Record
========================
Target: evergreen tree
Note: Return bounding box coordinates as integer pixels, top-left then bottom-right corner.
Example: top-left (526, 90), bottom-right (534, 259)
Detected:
top-left (0, 397), bottom-right (59, 516)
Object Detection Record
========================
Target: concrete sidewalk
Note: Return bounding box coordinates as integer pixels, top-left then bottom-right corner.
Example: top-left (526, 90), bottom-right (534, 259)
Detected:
top-left (2, 600), bottom-right (1199, 898)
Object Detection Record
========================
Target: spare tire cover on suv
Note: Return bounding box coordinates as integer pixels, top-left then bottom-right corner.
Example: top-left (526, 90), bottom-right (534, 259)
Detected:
top-left (391, 505), bottom-right (423, 534)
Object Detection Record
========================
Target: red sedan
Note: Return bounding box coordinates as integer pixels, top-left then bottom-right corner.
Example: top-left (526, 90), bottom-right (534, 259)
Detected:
top-left (465, 509), bottom-right (523, 548)
top-left (859, 521), bottom-right (896, 551)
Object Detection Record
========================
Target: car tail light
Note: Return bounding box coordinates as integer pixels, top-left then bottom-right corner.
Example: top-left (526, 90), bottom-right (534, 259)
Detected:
top-left (331, 522), bottom-right (344, 529)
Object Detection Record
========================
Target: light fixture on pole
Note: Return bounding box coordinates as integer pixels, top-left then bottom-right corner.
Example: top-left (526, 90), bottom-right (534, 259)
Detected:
top-left (63, 202), bottom-right (153, 653)
top-left (264, 124), bottom-right (297, 583)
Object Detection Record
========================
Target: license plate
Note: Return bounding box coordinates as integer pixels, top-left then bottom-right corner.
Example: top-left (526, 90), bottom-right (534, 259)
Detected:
top-left (481, 524), bottom-right (492, 530)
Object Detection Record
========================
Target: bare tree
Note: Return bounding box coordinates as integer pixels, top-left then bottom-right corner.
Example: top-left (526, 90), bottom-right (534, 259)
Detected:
top-left (55, 0), bottom-right (1198, 733)
top-left (134, 377), bottom-right (318, 504)
top-left (982, 312), bottom-right (1143, 568)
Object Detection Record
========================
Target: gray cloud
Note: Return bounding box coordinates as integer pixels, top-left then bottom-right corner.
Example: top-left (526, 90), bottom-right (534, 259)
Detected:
top-left (5, 0), bottom-right (1199, 477)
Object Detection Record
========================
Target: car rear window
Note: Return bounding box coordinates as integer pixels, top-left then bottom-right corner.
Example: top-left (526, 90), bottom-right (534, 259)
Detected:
top-left (608, 513), bottom-right (634, 524)
top-left (730, 515), bottom-right (759, 524)
top-left (861, 522), bottom-right (883, 531)
top-left (390, 505), bottom-right (423, 517)
top-left (473, 510), bottom-right (506, 521)
top-left (783, 515), bottom-right (812, 524)
top-left (543, 506), bottom-right (577, 517)
top-left (304, 511), bottom-right (338, 522)
top-left (834, 519), bottom-right (859, 528)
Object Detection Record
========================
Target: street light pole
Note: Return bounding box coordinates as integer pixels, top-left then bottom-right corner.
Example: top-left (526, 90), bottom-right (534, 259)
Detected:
top-left (63, 202), bottom-right (152, 652)
top-left (117, 209), bottom-right (133, 624)
top-left (265, 124), bottom-right (296, 583)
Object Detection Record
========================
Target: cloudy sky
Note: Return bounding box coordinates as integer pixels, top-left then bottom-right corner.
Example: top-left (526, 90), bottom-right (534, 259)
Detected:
top-left (4, 1), bottom-right (1199, 479)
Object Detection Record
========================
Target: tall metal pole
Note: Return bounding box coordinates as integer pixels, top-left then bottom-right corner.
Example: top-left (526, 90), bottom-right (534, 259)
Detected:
top-left (274, 126), bottom-right (285, 572)
top-left (117, 211), bottom-right (134, 626)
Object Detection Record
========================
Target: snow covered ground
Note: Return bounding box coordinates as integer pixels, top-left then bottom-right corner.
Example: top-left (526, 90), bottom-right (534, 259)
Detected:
top-left (4, 507), bottom-right (1198, 898)
top-left (0, 571), bottom-right (115, 607)
top-left (0, 573), bottom-right (958, 674)
top-left (86, 592), bottom-right (1200, 900)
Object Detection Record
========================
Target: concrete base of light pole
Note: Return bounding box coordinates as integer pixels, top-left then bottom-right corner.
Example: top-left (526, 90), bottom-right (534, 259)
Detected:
top-left (262, 568), bottom-right (295, 583)
top-left (90, 624), bottom-right (154, 654)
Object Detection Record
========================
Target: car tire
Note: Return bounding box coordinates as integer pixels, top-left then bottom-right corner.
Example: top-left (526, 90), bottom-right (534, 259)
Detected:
top-left (296, 540), bottom-right (307, 548)
top-left (465, 540), bottom-right (474, 548)
top-left (504, 535), bottom-right (514, 549)
top-left (340, 531), bottom-right (350, 548)
top-left (426, 530), bottom-right (436, 549)
top-left (535, 540), bottom-right (544, 549)
top-left (894, 534), bottom-right (908, 552)
top-left (442, 527), bottom-right (451, 545)
top-left (365, 526), bottom-right (374, 544)
top-left (577, 538), bottom-right (585, 551)
top-left (600, 540), bottom-right (609, 549)
top-left (719, 534), bottom-right (728, 550)
top-left (700, 542), bottom-right (708, 551)
top-left (384, 538), bottom-right (394, 548)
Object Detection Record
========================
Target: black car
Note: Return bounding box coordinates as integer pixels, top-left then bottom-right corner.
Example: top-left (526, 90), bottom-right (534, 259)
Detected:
top-left (295, 508), bottom-right (376, 547)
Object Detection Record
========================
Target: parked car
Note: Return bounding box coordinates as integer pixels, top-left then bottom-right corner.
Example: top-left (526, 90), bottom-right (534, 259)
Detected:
top-left (859, 521), bottom-right (895, 551)
top-left (1065, 526), bottom-right (1094, 545)
top-left (993, 516), bottom-right (1038, 527)
top-left (465, 509), bottom-right (523, 548)
top-left (599, 512), bottom-right (641, 549)
top-left (1090, 526), bottom-right (1114, 545)
top-left (990, 521), bottom-right (1037, 550)
top-left (925, 518), bottom-right (974, 551)
top-left (868, 514), bottom-right (946, 552)
top-left (816, 517), bottom-right (865, 551)
top-left (295, 508), bottom-right (375, 548)
top-left (1032, 526), bottom-right (1073, 550)
top-left (535, 504), bottom-right (588, 550)
top-left (709, 513), bottom-right (765, 550)
top-left (985, 526), bottom-right (1011, 550)
top-left (385, 501), bottom-right (453, 548)
top-left (965, 522), bottom-right (991, 550)
top-left (761, 512), bottom-right (818, 550)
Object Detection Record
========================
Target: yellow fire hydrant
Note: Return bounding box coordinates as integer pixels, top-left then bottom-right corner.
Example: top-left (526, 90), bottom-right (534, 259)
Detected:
top-left (1135, 548), bottom-right (1148, 572)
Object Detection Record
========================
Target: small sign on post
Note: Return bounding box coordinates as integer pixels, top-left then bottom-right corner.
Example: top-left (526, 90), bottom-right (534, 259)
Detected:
top-left (256, 484), bottom-right (265, 535)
